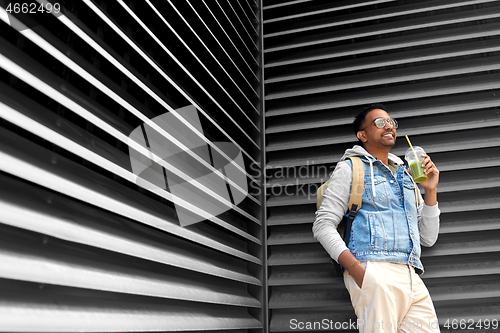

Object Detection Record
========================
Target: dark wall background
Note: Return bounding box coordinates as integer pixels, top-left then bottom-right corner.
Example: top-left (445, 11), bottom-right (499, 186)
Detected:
top-left (0, 0), bottom-right (265, 332)
top-left (263, 1), bottom-right (500, 332)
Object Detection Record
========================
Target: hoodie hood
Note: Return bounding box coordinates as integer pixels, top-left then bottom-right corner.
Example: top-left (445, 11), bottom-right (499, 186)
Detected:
top-left (340, 145), bottom-right (404, 165)
top-left (340, 145), bottom-right (405, 198)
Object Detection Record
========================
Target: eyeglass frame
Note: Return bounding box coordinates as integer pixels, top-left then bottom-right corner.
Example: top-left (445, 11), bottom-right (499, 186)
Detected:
top-left (359, 117), bottom-right (398, 132)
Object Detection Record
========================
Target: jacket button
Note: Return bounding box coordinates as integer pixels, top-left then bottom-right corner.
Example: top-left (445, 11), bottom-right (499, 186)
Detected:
top-left (390, 180), bottom-right (394, 184)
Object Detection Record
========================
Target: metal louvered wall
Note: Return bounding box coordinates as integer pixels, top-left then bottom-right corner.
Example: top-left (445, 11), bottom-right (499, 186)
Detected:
top-left (263, 0), bottom-right (500, 332)
top-left (0, 0), bottom-right (265, 332)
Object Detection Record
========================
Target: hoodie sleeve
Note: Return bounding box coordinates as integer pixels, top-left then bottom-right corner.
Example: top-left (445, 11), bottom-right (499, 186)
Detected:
top-left (416, 186), bottom-right (440, 247)
top-left (312, 160), bottom-right (352, 262)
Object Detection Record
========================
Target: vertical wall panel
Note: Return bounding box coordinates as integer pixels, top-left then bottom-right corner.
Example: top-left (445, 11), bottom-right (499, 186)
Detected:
top-left (263, 0), bottom-right (500, 332)
top-left (0, 0), bottom-right (264, 332)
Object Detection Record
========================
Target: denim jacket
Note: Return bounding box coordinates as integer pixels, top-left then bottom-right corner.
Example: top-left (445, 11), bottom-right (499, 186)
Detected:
top-left (313, 145), bottom-right (440, 275)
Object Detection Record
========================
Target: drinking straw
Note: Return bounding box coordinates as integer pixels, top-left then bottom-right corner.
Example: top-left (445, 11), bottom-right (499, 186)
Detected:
top-left (405, 135), bottom-right (419, 161)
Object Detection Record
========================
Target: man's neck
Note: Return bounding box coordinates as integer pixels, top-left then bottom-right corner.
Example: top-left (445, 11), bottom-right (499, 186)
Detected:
top-left (364, 146), bottom-right (390, 166)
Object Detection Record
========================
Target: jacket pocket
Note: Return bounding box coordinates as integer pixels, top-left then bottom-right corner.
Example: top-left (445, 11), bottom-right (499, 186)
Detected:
top-left (364, 177), bottom-right (388, 204)
top-left (367, 212), bottom-right (385, 248)
top-left (403, 180), bottom-right (418, 217)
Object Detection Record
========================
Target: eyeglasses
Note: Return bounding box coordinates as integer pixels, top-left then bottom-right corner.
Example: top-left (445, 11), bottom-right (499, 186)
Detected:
top-left (359, 117), bottom-right (398, 131)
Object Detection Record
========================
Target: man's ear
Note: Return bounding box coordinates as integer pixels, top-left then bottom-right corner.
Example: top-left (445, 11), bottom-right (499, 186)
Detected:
top-left (357, 131), bottom-right (367, 143)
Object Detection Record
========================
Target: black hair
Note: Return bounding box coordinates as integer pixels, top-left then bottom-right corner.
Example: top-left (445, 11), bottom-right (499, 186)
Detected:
top-left (352, 102), bottom-right (387, 134)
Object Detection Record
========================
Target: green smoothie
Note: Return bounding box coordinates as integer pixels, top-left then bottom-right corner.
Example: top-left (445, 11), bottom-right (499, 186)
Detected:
top-left (410, 161), bottom-right (427, 183)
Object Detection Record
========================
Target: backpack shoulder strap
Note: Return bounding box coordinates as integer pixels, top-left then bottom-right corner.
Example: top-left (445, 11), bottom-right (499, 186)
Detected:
top-left (317, 157), bottom-right (364, 272)
top-left (316, 157), bottom-right (365, 211)
top-left (347, 156), bottom-right (363, 212)
top-left (341, 157), bottom-right (364, 251)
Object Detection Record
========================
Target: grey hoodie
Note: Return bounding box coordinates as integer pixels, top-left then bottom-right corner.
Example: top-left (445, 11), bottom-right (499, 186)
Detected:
top-left (313, 145), bottom-right (440, 263)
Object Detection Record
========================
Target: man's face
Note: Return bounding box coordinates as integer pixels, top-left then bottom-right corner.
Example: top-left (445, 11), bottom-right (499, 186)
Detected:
top-left (357, 109), bottom-right (396, 148)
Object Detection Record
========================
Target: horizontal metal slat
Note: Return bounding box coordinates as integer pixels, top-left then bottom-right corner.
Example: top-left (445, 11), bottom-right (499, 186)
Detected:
top-left (267, 194), bottom-right (312, 207)
top-left (266, 36), bottom-right (500, 84)
top-left (189, 0), bottom-right (260, 83)
top-left (0, 224), bottom-right (261, 307)
top-left (264, 1), bottom-right (500, 331)
top-left (266, 147), bottom-right (500, 195)
top-left (268, 264), bottom-right (339, 287)
top-left (267, 125), bottom-right (500, 168)
top-left (266, 163), bottom-right (331, 187)
top-left (428, 276), bottom-right (500, 303)
top-left (436, 167), bottom-right (500, 194)
top-left (265, 22), bottom-right (500, 68)
top-left (118, 0), bottom-right (261, 125)
top-left (268, 243), bottom-right (327, 266)
top-left (157, 1), bottom-right (260, 116)
top-left (241, 0), bottom-right (258, 21)
top-left (0, 85), bottom-right (261, 231)
top-left (224, 0), bottom-right (258, 41)
top-left (269, 304), bottom-right (500, 332)
top-left (0, 280), bottom-right (262, 332)
top-left (439, 210), bottom-right (500, 234)
top-left (4, 8), bottom-right (262, 174)
top-left (264, 0), bottom-right (395, 24)
top-left (267, 202), bottom-right (500, 233)
top-left (266, 72), bottom-right (500, 117)
top-left (269, 284), bottom-right (349, 309)
top-left (438, 188), bottom-right (500, 213)
top-left (0, 126), bottom-right (261, 264)
top-left (0, 108), bottom-right (261, 243)
top-left (267, 212), bottom-right (499, 251)
top-left (267, 167), bottom-right (500, 208)
top-left (71, 1), bottom-right (261, 158)
top-left (0, 173), bottom-right (260, 285)
top-left (208, 0), bottom-right (259, 61)
top-left (265, 3), bottom-right (500, 52)
top-left (422, 229), bottom-right (500, 257)
top-left (269, 214), bottom-right (500, 252)
top-left (270, 304), bottom-right (500, 332)
top-left (217, 0), bottom-right (258, 50)
top-left (268, 224), bottom-right (315, 245)
top-left (267, 198), bottom-right (500, 240)
top-left (266, 107), bottom-right (500, 152)
top-left (0, 85), bottom-right (261, 236)
top-left (266, 147), bottom-right (500, 190)
top-left (266, 90), bottom-right (500, 134)
top-left (430, 147), bottom-right (500, 172)
top-left (178, 1), bottom-right (260, 95)
top-left (435, 303), bottom-right (500, 325)
top-left (237, 2), bottom-right (257, 36)
top-left (423, 252), bottom-right (500, 279)
top-left (266, 55), bottom-right (500, 101)
top-left (267, 229), bottom-right (500, 267)
top-left (266, 0), bottom-right (496, 38)
top-left (201, 0), bottom-right (259, 68)
top-left (270, 307), bottom-right (357, 332)
top-left (2, 0), bottom-right (264, 331)
top-left (0, 26), bottom-right (261, 194)
top-left (0, 23), bottom-right (261, 201)
top-left (263, 0), bottom-right (314, 11)
top-left (267, 211), bottom-right (313, 226)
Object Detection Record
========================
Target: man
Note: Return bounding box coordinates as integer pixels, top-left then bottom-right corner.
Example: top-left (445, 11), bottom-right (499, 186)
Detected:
top-left (313, 103), bottom-right (441, 332)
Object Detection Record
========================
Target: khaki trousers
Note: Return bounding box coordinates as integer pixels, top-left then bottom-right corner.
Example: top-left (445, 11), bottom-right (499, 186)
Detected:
top-left (344, 261), bottom-right (440, 333)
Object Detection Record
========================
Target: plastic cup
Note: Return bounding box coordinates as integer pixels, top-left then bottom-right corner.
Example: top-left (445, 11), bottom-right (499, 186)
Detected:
top-left (405, 146), bottom-right (428, 183)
